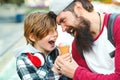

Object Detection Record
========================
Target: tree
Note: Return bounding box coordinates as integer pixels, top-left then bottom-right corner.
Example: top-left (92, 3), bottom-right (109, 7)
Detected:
top-left (0, 0), bottom-right (24, 6)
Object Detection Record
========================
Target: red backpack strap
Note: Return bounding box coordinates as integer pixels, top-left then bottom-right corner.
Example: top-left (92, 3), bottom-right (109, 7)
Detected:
top-left (104, 13), bottom-right (119, 58)
top-left (103, 13), bottom-right (111, 27)
top-left (107, 13), bottom-right (119, 46)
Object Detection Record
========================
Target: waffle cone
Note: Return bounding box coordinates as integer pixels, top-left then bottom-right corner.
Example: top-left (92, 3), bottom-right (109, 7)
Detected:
top-left (58, 45), bottom-right (70, 55)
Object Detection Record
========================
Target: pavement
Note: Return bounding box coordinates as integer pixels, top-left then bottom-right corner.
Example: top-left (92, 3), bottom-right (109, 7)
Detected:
top-left (0, 1), bottom-right (120, 80)
top-left (0, 22), bottom-right (25, 80)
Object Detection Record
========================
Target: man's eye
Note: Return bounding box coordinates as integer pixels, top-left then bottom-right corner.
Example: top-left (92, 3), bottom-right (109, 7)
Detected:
top-left (63, 19), bottom-right (66, 23)
top-left (60, 18), bottom-right (65, 24)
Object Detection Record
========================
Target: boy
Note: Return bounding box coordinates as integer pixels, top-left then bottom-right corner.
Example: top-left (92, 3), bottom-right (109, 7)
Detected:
top-left (15, 11), bottom-right (69, 80)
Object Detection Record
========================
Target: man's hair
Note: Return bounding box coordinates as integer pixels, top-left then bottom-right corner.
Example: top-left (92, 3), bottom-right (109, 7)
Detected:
top-left (24, 11), bottom-right (57, 45)
top-left (64, 0), bottom-right (94, 12)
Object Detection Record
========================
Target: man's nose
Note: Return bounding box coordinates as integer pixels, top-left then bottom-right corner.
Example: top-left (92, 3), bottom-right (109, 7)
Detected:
top-left (61, 24), bottom-right (67, 32)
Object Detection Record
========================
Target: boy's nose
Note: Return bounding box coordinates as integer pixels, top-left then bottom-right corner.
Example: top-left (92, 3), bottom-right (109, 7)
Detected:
top-left (53, 31), bottom-right (58, 37)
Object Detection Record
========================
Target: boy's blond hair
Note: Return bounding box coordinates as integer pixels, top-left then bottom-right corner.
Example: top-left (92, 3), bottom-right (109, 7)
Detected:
top-left (24, 11), bottom-right (57, 45)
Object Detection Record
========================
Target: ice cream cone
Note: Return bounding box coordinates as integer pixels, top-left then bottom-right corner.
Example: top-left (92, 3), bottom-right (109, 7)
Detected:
top-left (58, 45), bottom-right (70, 55)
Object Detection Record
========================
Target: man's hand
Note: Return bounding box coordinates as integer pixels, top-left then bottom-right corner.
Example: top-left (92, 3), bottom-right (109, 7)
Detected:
top-left (54, 53), bottom-right (79, 78)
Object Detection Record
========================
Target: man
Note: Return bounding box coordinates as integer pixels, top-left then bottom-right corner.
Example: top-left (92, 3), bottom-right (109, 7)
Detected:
top-left (49, 0), bottom-right (120, 80)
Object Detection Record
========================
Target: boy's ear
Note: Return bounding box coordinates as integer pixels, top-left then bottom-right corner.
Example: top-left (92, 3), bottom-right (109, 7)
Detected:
top-left (29, 33), bottom-right (36, 42)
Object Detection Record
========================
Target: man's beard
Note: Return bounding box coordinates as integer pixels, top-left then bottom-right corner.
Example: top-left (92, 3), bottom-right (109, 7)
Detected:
top-left (67, 16), bottom-right (94, 57)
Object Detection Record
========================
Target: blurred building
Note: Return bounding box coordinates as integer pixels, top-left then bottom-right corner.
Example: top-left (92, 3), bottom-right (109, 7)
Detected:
top-left (24, 0), bottom-right (50, 8)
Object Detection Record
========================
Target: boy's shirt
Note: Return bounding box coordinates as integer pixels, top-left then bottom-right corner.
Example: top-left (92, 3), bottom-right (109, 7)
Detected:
top-left (16, 44), bottom-right (62, 80)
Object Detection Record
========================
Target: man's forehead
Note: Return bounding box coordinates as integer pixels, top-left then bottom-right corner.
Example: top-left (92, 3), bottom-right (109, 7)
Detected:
top-left (56, 12), bottom-right (65, 24)
top-left (56, 15), bottom-right (61, 25)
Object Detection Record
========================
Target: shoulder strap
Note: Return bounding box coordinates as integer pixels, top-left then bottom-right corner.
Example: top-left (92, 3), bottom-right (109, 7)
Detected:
top-left (107, 13), bottom-right (119, 57)
top-left (107, 13), bottom-right (119, 46)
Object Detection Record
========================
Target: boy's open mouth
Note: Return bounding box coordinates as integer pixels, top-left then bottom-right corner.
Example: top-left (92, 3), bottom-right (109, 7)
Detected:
top-left (48, 39), bottom-right (56, 46)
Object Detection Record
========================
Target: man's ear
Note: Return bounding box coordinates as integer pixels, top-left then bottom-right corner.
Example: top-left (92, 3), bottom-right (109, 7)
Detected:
top-left (29, 33), bottom-right (36, 42)
top-left (74, 2), bottom-right (83, 17)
